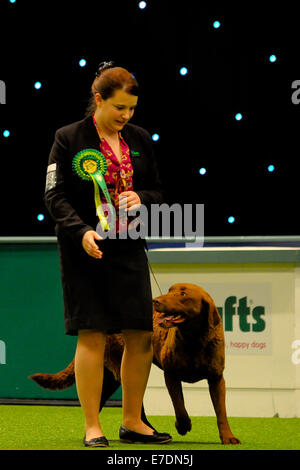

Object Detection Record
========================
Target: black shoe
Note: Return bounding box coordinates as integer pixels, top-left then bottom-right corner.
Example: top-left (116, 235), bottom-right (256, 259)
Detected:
top-left (119, 425), bottom-right (172, 444)
top-left (83, 435), bottom-right (109, 447)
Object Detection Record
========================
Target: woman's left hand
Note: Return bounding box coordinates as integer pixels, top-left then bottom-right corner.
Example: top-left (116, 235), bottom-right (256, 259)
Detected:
top-left (118, 191), bottom-right (141, 213)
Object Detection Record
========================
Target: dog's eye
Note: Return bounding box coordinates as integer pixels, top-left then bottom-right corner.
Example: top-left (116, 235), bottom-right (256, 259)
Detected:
top-left (180, 292), bottom-right (187, 296)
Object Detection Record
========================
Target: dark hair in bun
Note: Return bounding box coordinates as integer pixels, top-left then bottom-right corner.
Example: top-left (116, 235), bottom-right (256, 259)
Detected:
top-left (95, 61), bottom-right (115, 77)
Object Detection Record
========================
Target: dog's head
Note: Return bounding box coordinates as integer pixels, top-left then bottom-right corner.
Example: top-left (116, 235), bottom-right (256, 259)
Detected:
top-left (153, 283), bottom-right (221, 330)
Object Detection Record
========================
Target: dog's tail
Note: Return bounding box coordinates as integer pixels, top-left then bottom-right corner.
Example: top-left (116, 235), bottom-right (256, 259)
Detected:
top-left (29, 360), bottom-right (75, 390)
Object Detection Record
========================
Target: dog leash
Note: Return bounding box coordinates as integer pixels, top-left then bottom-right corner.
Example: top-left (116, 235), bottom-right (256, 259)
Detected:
top-left (148, 262), bottom-right (163, 296)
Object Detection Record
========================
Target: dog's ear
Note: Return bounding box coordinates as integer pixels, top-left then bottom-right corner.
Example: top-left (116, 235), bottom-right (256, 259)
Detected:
top-left (201, 297), bottom-right (221, 329)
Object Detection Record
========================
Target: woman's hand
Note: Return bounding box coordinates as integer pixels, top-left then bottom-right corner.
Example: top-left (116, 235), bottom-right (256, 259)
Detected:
top-left (82, 230), bottom-right (103, 259)
top-left (118, 191), bottom-right (141, 213)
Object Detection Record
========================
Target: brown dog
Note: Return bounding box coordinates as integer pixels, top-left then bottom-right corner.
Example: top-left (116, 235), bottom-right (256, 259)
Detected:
top-left (30, 283), bottom-right (240, 444)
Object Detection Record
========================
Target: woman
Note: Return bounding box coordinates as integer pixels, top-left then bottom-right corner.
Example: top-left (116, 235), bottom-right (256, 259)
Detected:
top-left (44, 62), bottom-right (172, 447)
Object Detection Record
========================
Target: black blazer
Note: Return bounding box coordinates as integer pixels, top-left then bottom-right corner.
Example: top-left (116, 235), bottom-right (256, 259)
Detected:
top-left (44, 115), bottom-right (164, 246)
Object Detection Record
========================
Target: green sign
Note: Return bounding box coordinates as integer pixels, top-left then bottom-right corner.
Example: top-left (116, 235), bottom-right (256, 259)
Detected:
top-left (217, 296), bottom-right (266, 332)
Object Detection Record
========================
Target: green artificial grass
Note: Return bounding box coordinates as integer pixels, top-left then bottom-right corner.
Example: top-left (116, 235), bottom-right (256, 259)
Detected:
top-left (0, 405), bottom-right (299, 450)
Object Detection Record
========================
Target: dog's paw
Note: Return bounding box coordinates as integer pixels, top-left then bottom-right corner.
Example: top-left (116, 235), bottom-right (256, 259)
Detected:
top-left (221, 435), bottom-right (241, 445)
top-left (175, 417), bottom-right (192, 435)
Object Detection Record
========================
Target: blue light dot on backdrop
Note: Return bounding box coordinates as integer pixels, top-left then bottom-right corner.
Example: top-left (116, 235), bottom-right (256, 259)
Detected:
top-left (139, 1), bottom-right (147, 9)
top-left (268, 164), bottom-right (275, 172)
top-left (269, 54), bottom-right (277, 63)
top-left (180, 67), bottom-right (188, 76)
top-left (3, 130), bottom-right (10, 138)
top-left (199, 168), bottom-right (206, 175)
top-left (152, 133), bottom-right (160, 141)
top-left (228, 216), bottom-right (235, 224)
top-left (79, 59), bottom-right (87, 67)
top-left (235, 113), bottom-right (243, 121)
top-left (37, 214), bottom-right (45, 222)
top-left (34, 82), bottom-right (42, 90)
top-left (213, 20), bottom-right (221, 29)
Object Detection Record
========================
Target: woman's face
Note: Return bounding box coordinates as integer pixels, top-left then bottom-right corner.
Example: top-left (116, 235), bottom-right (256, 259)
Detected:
top-left (95, 89), bottom-right (138, 133)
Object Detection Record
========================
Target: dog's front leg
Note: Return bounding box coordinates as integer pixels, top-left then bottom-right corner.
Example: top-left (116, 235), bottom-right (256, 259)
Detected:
top-left (207, 375), bottom-right (240, 444)
top-left (164, 372), bottom-right (192, 435)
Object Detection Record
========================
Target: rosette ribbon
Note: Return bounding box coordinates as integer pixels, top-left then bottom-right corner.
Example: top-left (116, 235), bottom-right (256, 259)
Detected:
top-left (72, 149), bottom-right (114, 232)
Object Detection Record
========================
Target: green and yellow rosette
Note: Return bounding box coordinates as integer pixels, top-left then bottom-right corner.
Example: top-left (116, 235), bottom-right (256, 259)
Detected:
top-left (72, 149), bottom-right (114, 232)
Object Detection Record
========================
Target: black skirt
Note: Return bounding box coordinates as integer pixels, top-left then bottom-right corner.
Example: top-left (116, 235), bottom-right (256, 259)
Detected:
top-left (56, 233), bottom-right (154, 336)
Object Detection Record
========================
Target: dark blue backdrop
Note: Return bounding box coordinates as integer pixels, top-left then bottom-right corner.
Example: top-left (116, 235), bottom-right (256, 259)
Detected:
top-left (0, 1), bottom-right (299, 237)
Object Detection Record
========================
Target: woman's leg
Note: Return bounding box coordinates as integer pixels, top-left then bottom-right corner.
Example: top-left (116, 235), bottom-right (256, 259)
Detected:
top-left (121, 329), bottom-right (154, 434)
top-left (75, 329), bottom-right (107, 440)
